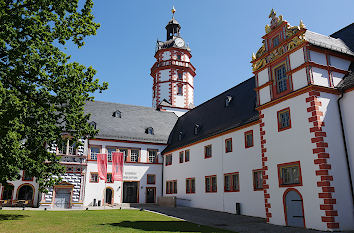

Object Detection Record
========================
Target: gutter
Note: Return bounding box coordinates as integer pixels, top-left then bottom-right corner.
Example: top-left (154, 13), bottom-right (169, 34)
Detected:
top-left (337, 90), bottom-right (354, 208)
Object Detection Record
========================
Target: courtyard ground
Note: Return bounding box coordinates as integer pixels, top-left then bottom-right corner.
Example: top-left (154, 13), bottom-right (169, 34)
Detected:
top-left (0, 209), bottom-right (231, 233)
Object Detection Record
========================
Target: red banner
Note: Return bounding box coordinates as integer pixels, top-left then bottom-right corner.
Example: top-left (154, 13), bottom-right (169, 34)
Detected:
top-left (97, 153), bottom-right (107, 182)
top-left (112, 152), bottom-right (124, 182)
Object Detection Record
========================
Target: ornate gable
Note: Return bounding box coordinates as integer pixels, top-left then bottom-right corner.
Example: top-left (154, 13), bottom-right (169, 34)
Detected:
top-left (251, 9), bottom-right (307, 72)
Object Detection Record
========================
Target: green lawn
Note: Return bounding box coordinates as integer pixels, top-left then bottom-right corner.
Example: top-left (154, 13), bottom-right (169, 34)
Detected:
top-left (0, 209), bottom-right (232, 233)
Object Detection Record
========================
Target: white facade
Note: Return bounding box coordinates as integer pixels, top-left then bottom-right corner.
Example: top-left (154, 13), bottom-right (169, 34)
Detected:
top-left (84, 139), bottom-right (164, 206)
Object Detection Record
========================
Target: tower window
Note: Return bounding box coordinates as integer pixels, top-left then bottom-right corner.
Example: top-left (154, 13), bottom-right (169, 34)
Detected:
top-left (225, 95), bottom-right (233, 107)
top-left (113, 110), bottom-right (121, 118)
top-left (177, 72), bottom-right (183, 80)
top-left (177, 84), bottom-right (183, 96)
top-left (145, 127), bottom-right (154, 135)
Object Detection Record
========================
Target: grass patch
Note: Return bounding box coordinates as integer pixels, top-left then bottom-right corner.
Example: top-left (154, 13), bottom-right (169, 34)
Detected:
top-left (0, 209), bottom-right (233, 233)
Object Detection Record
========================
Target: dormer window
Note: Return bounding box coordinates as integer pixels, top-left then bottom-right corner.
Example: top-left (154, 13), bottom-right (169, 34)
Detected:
top-left (145, 127), bottom-right (154, 135)
top-left (194, 124), bottom-right (200, 135)
top-left (89, 121), bottom-right (96, 129)
top-left (225, 95), bottom-right (233, 107)
top-left (178, 131), bottom-right (183, 141)
top-left (113, 110), bottom-right (121, 118)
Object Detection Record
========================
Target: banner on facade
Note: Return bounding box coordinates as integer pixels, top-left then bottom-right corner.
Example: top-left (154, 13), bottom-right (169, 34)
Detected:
top-left (97, 153), bottom-right (107, 182)
top-left (112, 152), bottom-right (124, 182)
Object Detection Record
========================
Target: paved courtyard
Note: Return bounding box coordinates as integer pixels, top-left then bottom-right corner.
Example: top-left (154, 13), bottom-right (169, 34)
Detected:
top-left (132, 204), bottom-right (352, 233)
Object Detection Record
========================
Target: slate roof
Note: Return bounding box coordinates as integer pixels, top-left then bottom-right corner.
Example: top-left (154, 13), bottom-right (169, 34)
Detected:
top-left (84, 101), bottom-right (178, 144)
top-left (162, 77), bottom-right (259, 154)
top-left (304, 30), bottom-right (354, 56)
top-left (337, 62), bottom-right (354, 91)
top-left (330, 23), bottom-right (354, 54)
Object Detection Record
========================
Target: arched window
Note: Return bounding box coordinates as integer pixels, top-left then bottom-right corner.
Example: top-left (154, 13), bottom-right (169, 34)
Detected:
top-left (17, 185), bottom-right (33, 201)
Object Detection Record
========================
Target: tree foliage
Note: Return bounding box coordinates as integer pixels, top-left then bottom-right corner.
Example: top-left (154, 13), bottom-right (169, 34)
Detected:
top-left (0, 0), bottom-right (108, 189)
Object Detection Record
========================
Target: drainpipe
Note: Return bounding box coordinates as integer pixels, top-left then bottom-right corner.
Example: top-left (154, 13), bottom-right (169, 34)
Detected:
top-left (161, 155), bottom-right (164, 197)
top-left (337, 90), bottom-right (354, 208)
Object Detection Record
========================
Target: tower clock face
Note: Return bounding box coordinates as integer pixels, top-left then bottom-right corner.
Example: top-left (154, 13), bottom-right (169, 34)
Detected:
top-left (175, 38), bottom-right (185, 47)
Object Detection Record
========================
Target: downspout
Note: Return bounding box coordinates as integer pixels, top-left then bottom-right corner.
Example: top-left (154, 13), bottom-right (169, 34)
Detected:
top-left (337, 90), bottom-right (354, 208)
top-left (161, 155), bottom-right (164, 197)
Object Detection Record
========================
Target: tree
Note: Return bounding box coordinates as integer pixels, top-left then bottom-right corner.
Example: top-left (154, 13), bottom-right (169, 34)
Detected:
top-left (0, 0), bottom-right (108, 190)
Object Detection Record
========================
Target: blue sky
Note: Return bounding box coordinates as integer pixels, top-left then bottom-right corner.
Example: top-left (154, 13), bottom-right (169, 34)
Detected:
top-left (66, 0), bottom-right (354, 107)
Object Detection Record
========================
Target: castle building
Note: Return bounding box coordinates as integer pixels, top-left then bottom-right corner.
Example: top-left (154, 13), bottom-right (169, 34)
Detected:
top-left (1, 8), bottom-right (353, 232)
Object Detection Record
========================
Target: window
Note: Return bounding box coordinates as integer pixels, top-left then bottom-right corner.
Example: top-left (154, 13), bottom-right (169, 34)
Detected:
top-left (204, 145), bottom-right (212, 159)
top-left (107, 173), bottom-right (113, 183)
top-left (119, 148), bottom-right (128, 162)
top-left (90, 146), bottom-right (100, 160)
top-left (179, 151), bottom-right (184, 163)
top-left (194, 124), bottom-right (200, 135)
top-left (165, 154), bottom-right (172, 166)
top-left (22, 171), bottom-right (33, 181)
top-left (145, 127), bottom-right (154, 135)
top-left (148, 150), bottom-right (158, 163)
top-left (186, 178), bottom-right (195, 194)
top-left (58, 139), bottom-right (76, 155)
top-left (177, 84), bottom-right (183, 96)
top-left (205, 175), bottom-right (217, 193)
top-left (178, 132), bottom-right (183, 141)
top-left (89, 121), bottom-right (96, 129)
top-left (244, 130), bottom-right (254, 148)
top-left (225, 138), bottom-right (232, 153)
top-left (166, 180), bottom-right (177, 194)
top-left (130, 149), bottom-right (139, 162)
top-left (177, 54), bottom-right (181, 60)
top-left (277, 107), bottom-right (291, 131)
top-left (90, 173), bottom-right (99, 183)
top-left (185, 150), bottom-right (190, 162)
top-left (113, 110), bottom-right (121, 118)
top-left (147, 174), bottom-right (156, 184)
top-left (278, 161), bottom-right (302, 187)
top-left (272, 36), bottom-right (280, 47)
top-left (225, 95), bottom-right (232, 107)
top-left (224, 173), bottom-right (239, 192)
top-left (177, 72), bottom-right (183, 80)
top-left (1, 185), bottom-right (14, 200)
top-left (253, 170), bottom-right (263, 190)
top-left (107, 148), bottom-right (117, 162)
top-left (274, 64), bottom-right (287, 94)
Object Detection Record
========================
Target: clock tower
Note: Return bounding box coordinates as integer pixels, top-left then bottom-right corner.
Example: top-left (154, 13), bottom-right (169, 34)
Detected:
top-left (150, 7), bottom-right (196, 116)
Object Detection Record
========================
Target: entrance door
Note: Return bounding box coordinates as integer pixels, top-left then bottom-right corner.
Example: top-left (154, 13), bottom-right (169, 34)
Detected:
top-left (54, 188), bottom-right (71, 209)
top-left (105, 188), bottom-right (113, 204)
top-left (123, 182), bottom-right (138, 203)
top-left (146, 187), bottom-right (156, 203)
top-left (284, 190), bottom-right (305, 227)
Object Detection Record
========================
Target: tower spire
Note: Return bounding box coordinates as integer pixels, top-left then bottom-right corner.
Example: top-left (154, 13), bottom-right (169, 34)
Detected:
top-left (171, 6), bottom-right (176, 17)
